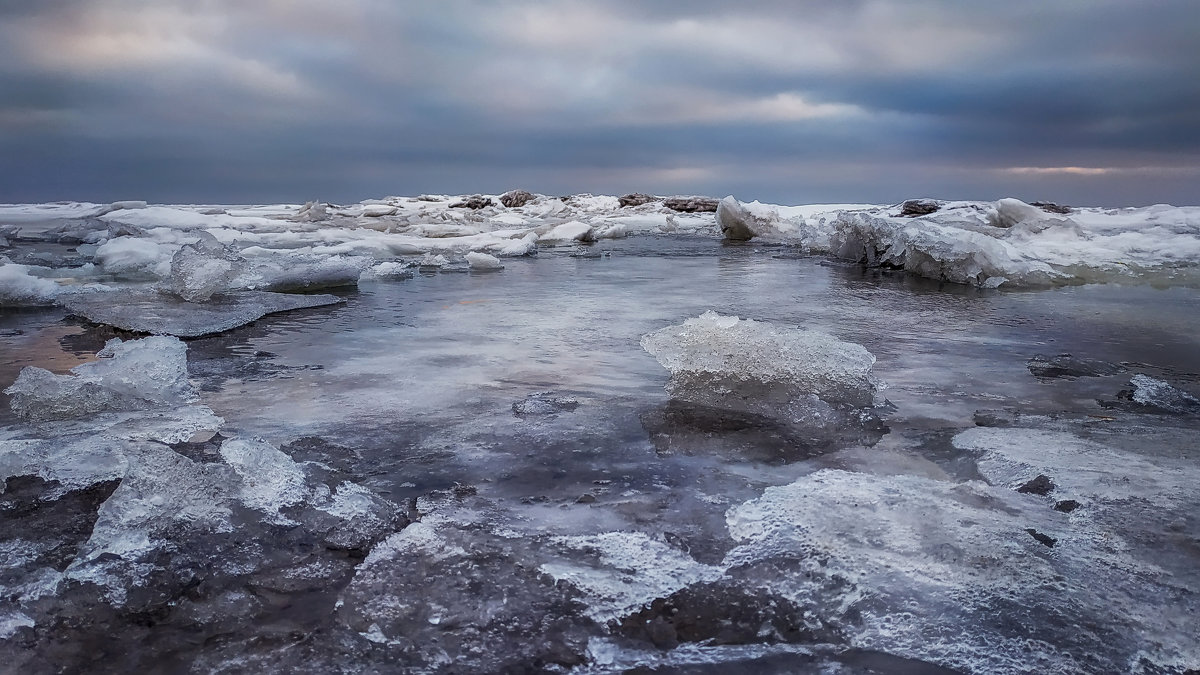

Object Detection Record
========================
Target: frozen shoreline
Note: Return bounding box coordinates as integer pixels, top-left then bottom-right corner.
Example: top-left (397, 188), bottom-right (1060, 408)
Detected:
top-left (3, 193), bottom-right (1199, 319)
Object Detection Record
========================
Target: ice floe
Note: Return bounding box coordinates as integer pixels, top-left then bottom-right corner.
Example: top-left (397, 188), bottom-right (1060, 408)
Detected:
top-left (641, 311), bottom-right (880, 437)
top-left (63, 289), bottom-right (342, 337)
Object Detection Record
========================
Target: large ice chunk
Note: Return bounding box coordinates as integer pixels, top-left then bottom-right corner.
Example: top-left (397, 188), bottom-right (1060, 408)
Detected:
top-left (540, 221), bottom-right (595, 243)
top-left (715, 196), bottom-right (782, 240)
top-left (641, 311), bottom-right (878, 417)
top-left (168, 232), bottom-right (242, 301)
top-left (5, 337), bottom-right (195, 422)
top-left (988, 197), bottom-right (1051, 228)
top-left (830, 212), bottom-right (1062, 287)
top-left (465, 251), bottom-right (503, 270)
top-left (235, 254), bottom-right (368, 292)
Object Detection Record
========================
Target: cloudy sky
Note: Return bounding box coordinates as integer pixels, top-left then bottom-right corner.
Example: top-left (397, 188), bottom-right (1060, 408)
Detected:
top-left (1, 0), bottom-right (1197, 206)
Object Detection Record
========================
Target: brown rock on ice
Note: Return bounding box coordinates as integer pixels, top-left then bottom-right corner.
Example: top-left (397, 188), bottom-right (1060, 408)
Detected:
top-left (663, 196), bottom-right (720, 213)
top-left (499, 190), bottom-right (534, 208)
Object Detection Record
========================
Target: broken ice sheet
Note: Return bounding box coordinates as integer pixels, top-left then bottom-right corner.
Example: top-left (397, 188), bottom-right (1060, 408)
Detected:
top-left (722, 467), bottom-right (1200, 673)
top-left (10, 433), bottom-right (399, 615)
top-left (62, 289), bottom-right (343, 338)
top-left (7, 336), bottom-right (197, 421)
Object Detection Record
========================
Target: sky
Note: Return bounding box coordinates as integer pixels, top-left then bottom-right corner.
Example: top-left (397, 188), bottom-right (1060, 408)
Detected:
top-left (0, 0), bottom-right (1198, 206)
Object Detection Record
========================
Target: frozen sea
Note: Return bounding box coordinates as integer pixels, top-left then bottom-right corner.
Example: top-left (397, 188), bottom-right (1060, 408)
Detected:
top-left (1, 195), bottom-right (1199, 674)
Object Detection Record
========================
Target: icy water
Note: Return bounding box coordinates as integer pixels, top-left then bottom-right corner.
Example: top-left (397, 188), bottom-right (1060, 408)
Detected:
top-left (3, 236), bottom-right (1200, 674)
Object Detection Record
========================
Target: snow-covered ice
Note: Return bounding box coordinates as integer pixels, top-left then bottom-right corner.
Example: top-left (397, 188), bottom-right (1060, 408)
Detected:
top-left (3, 193), bottom-right (1199, 301)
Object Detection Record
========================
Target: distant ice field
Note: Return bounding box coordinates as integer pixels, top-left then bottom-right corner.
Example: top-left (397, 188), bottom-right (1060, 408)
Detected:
top-left (3, 192), bottom-right (1199, 318)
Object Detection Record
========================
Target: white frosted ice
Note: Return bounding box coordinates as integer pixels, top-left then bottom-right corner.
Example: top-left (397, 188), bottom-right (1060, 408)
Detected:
top-left (99, 205), bottom-right (276, 231)
top-left (989, 197), bottom-right (1051, 228)
top-left (0, 263), bottom-right (62, 305)
top-left (360, 204), bottom-right (398, 217)
top-left (955, 426), bottom-right (1194, 503)
top-left (741, 196), bottom-right (1200, 286)
top-left (3, 193), bottom-right (1197, 323)
top-left (62, 289), bottom-right (343, 337)
top-left (465, 251), bottom-right (503, 270)
top-left (539, 220), bottom-right (595, 244)
top-left (641, 311), bottom-right (878, 418)
top-left (1127, 374), bottom-right (1200, 413)
top-left (94, 236), bottom-right (174, 278)
top-left (358, 261), bottom-right (414, 282)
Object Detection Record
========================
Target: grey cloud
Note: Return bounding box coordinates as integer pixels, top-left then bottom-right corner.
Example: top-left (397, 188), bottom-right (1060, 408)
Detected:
top-left (0, 0), bottom-right (1197, 206)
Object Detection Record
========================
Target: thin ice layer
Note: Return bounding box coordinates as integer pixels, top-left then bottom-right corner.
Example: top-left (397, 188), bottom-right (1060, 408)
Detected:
top-left (955, 426), bottom-right (1194, 503)
top-left (640, 311), bottom-right (878, 415)
top-left (63, 289), bottom-right (342, 337)
top-left (539, 532), bottom-right (724, 623)
top-left (0, 436), bottom-right (129, 498)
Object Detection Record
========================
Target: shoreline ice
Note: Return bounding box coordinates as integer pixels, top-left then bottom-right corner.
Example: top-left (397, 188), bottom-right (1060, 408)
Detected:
top-left (2, 193), bottom-right (1197, 315)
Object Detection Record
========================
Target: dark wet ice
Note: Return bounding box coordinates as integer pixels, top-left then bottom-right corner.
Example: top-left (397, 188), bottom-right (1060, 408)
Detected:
top-left (2, 237), bottom-right (1199, 674)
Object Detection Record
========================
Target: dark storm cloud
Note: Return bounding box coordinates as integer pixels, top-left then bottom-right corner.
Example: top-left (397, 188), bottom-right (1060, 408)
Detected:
top-left (0, 0), bottom-right (1196, 205)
